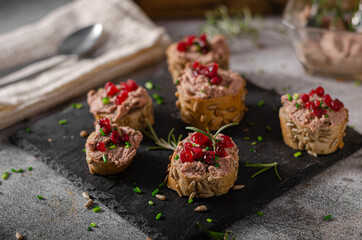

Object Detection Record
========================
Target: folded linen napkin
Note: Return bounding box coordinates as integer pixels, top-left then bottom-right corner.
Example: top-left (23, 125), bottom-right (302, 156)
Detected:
top-left (0, 0), bottom-right (170, 130)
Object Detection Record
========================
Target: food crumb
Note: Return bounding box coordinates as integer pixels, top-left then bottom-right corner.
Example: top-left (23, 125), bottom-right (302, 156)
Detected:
top-left (80, 130), bottom-right (88, 138)
top-left (48, 138), bottom-right (53, 143)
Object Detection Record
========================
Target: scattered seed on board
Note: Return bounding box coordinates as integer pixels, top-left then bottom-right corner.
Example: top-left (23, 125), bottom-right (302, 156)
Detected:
top-left (48, 138), bottom-right (53, 143)
top-left (80, 130), bottom-right (89, 138)
top-left (155, 194), bottom-right (166, 201)
top-left (15, 232), bottom-right (23, 240)
top-left (233, 185), bottom-right (245, 190)
top-left (82, 192), bottom-right (90, 199)
top-left (84, 199), bottom-right (94, 208)
top-left (194, 205), bottom-right (207, 212)
top-left (146, 238), bottom-right (152, 240)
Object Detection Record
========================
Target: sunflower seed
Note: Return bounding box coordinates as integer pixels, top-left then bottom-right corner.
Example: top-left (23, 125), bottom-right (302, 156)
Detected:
top-left (176, 100), bottom-right (181, 109)
top-left (292, 128), bottom-right (300, 133)
top-left (197, 182), bottom-right (203, 191)
top-left (200, 114), bottom-right (206, 123)
top-left (84, 199), bottom-right (94, 208)
top-left (15, 232), bottom-right (23, 240)
top-left (207, 104), bottom-right (218, 110)
top-left (175, 184), bottom-right (182, 197)
top-left (172, 168), bottom-right (179, 180)
top-left (227, 107), bottom-right (236, 112)
top-left (330, 138), bottom-right (338, 148)
top-left (286, 122), bottom-right (294, 127)
top-left (188, 181), bottom-right (196, 191)
top-left (193, 102), bottom-right (199, 112)
top-left (155, 194), bottom-right (166, 201)
top-left (189, 191), bottom-right (196, 200)
top-left (214, 109), bottom-right (220, 116)
top-left (163, 174), bottom-right (168, 184)
top-left (194, 205), bottom-right (207, 212)
top-left (307, 150), bottom-right (317, 157)
top-left (82, 192), bottom-right (90, 199)
top-left (298, 141), bottom-right (304, 150)
top-left (233, 185), bottom-right (245, 190)
top-left (318, 137), bottom-right (328, 143)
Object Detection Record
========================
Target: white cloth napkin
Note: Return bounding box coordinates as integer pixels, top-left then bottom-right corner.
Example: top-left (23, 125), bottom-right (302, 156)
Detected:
top-left (0, 0), bottom-right (170, 130)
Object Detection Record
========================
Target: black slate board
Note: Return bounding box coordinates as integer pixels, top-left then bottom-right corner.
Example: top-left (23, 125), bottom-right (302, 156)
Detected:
top-left (11, 61), bottom-right (362, 240)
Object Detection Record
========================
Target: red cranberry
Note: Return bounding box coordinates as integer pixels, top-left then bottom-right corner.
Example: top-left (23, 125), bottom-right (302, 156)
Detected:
top-left (97, 118), bottom-right (112, 134)
top-left (305, 101), bottom-right (312, 110)
top-left (185, 35), bottom-right (196, 46)
top-left (203, 151), bottom-right (215, 165)
top-left (309, 89), bottom-right (316, 96)
top-left (210, 76), bottom-right (222, 85)
top-left (216, 146), bottom-right (227, 157)
top-left (191, 132), bottom-right (209, 145)
top-left (315, 86), bottom-right (324, 97)
top-left (209, 62), bottom-right (218, 74)
top-left (105, 82), bottom-right (119, 97)
top-left (323, 94), bottom-right (332, 106)
top-left (184, 142), bottom-right (193, 149)
top-left (192, 62), bottom-right (200, 69)
top-left (203, 139), bottom-right (213, 148)
top-left (311, 109), bottom-right (322, 118)
top-left (110, 131), bottom-right (122, 144)
top-left (315, 100), bottom-right (321, 108)
top-left (300, 93), bottom-right (309, 103)
top-left (177, 41), bottom-right (187, 52)
top-left (126, 79), bottom-right (138, 92)
top-left (115, 90), bottom-right (128, 105)
top-left (330, 99), bottom-right (344, 111)
top-left (121, 134), bottom-right (129, 143)
top-left (96, 142), bottom-right (106, 152)
top-left (218, 135), bottom-right (233, 148)
top-left (199, 33), bottom-right (207, 43)
top-left (180, 149), bottom-right (193, 163)
top-left (120, 82), bottom-right (130, 92)
top-left (191, 147), bottom-right (203, 160)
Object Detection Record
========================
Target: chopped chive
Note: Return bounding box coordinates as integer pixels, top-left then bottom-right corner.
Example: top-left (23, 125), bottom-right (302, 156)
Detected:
top-left (149, 200), bottom-right (154, 206)
top-left (257, 100), bottom-right (265, 107)
top-left (11, 168), bottom-right (17, 173)
top-left (205, 147), bottom-right (211, 151)
top-left (58, 119), bottom-right (67, 125)
top-left (258, 69), bottom-right (264, 74)
top-left (102, 155), bottom-right (107, 163)
top-left (133, 187), bottom-right (141, 194)
top-left (28, 167), bottom-right (33, 171)
top-left (248, 122), bottom-right (255, 127)
top-left (99, 128), bottom-right (105, 136)
top-left (102, 97), bottom-right (110, 104)
top-left (145, 81), bottom-right (154, 89)
top-left (293, 93), bottom-right (300, 100)
top-left (214, 163), bottom-right (220, 167)
top-left (215, 156), bottom-right (219, 161)
top-left (125, 142), bottom-right (131, 147)
top-left (108, 144), bottom-right (116, 149)
top-left (244, 137), bottom-right (250, 140)
top-left (266, 126), bottom-right (272, 132)
top-left (90, 222), bottom-right (96, 228)
top-left (257, 136), bottom-right (263, 142)
top-left (325, 114), bottom-right (329, 118)
top-left (87, 227), bottom-right (92, 231)
top-left (273, 106), bottom-right (277, 112)
top-left (92, 206), bottom-right (101, 212)
top-left (206, 218), bottom-right (213, 223)
top-left (251, 141), bottom-right (257, 146)
top-left (287, 93), bottom-right (292, 102)
top-left (188, 198), bottom-right (193, 204)
top-left (1, 172), bottom-right (8, 180)
top-left (132, 182), bottom-right (137, 186)
top-left (155, 86), bottom-right (162, 90)
top-left (224, 85), bottom-right (229, 89)
top-left (324, 106), bottom-right (329, 109)
top-left (294, 151), bottom-right (302, 158)
top-left (71, 103), bottom-right (83, 109)
top-left (108, 176), bottom-right (117, 179)
top-left (296, 103), bottom-right (299, 109)
top-left (175, 155), bottom-right (179, 160)
top-left (156, 213), bottom-right (162, 220)
top-left (26, 128), bottom-right (32, 133)
top-left (152, 93), bottom-right (164, 105)
top-left (83, 149), bottom-right (86, 152)
top-left (324, 214), bottom-right (332, 221)
top-left (354, 81), bottom-right (361, 86)
top-left (175, 80), bottom-right (180, 85)
top-left (158, 182), bottom-right (165, 188)
top-left (249, 148), bottom-right (255, 152)
top-left (256, 211), bottom-right (264, 216)
top-left (17, 169), bottom-right (24, 173)
top-left (151, 188), bottom-right (159, 196)
top-left (200, 89), bottom-right (204, 93)
top-left (37, 195), bottom-right (43, 200)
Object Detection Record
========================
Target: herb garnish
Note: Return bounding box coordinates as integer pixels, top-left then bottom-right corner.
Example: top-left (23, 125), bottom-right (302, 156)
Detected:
top-left (148, 200), bottom-right (154, 206)
top-left (1, 172), bottom-right (8, 180)
top-left (99, 128), bottom-right (105, 136)
top-left (90, 222), bottom-right (96, 228)
top-left (151, 188), bottom-right (159, 196)
top-left (244, 137), bottom-right (250, 140)
top-left (102, 155), bottom-right (107, 163)
top-left (143, 122), bottom-right (183, 151)
top-left (92, 206), bottom-right (101, 212)
top-left (102, 97), bottom-right (110, 104)
top-left (133, 187), bottom-right (141, 194)
top-left (59, 119), bottom-right (68, 125)
top-left (324, 214), bottom-right (332, 221)
top-left (266, 125), bottom-right (272, 132)
top-left (156, 213), bottom-right (162, 220)
top-left (258, 100), bottom-right (265, 107)
top-left (26, 128), bottom-right (32, 133)
top-left (207, 218), bottom-right (213, 223)
top-left (145, 81), bottom-right (154, 90)
top-left (37, 195), bottom-right (43, 200)
top-left (245, 162), bottom-right (282, 180)
top-left (197, 222), bottom-right (236, 240)
top-left (294, 151), bottom-right (302, 158)
top-left (71, 103), bottom-right (83, 109)
top-left (152, 93), bottom-right (164, 105)
top-left (188, 198), bottom-right (194, 204)
top-left (256, 211), bottom-right (264, 216)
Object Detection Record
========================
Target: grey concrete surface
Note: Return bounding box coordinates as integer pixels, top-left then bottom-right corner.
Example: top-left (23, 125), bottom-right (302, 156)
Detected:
top-left (0, 1), bottom-right (361, 240)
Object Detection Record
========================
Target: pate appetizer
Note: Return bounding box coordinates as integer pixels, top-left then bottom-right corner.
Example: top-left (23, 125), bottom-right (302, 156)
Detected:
top-left (85, 118), bottom-right (143, 175)
top-left (280, 86), bottom-right (348, 156)
top-left (175, 62), bottom-right (247, 131)
top-left (87, 79), bottom-right (154, 130)
top-left (167, 130), bottom-right (239, 199)
top-left (166, 33), bottom-right (230, 83)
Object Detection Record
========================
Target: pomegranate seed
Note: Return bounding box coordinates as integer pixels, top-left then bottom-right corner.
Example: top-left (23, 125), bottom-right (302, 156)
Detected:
top-left (115, 90), bottom-right (128, 105)
top-left (191, 132), bottom-right (209, 145)
top-left (97, 118), bottom-right (112, 134)
top-left (323, 94), bottom-right (332, 107)
top-left (110, 131), bottom-right (122, 144)
top-left (203, 139), bottom-right (213, 148)
top-left (210, 76), bottom-right (222, 85)
top-left (184, 142), bottom-right (193, 149)
top-left (315, 100), bottom-right (321, 108)
top-left (105, 82), bottom-right (119, 96)
top-left (309, 89), bottom-right (316, 96)
top-left (219, 135), bottom-right (233, 148)
top-left (121, 134), bottom-right (129, 143)
top-left (185, 35), bottom-right (196, 46)
top-left (203, 151), bottom-right (215, 165)
top-left (311, 109), bottom-right (322, 118)
top-left (192, 62), bottom-right (200, 69)
top-left (216, 146), bottom-right (227, 157)
top-left (96, 142), bottom-right (106, 152)
top-left (209, 63), bottom-right (218, 74)
top-left (330, 99), bottom-right (344, 111)
top-left (191, 147), bottom-right (203, 160)
top-left (120, 82), bottom-right (130, 92)
top-left (315, 86), bottom-right (324, 97)
top-left (305, 101), bottom-right (312, 110)
top-left (126, 79), bottom-right (138, 92)
top-left (300, 93), bottom-right (309, 103)
top-left (177, 42), bottom-right (187, 52)
top-left (180, 149), bottom-right (193, 163)
top-left (199, 33), bottom-right (207, 43)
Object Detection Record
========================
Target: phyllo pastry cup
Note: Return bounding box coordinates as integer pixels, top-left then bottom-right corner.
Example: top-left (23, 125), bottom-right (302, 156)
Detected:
top-left (166, 33), bottom-right (229, 83)
top-left (279, 86), bottom-right (348, 156)
top-left (166, 131), bottom-right (239, 199)
top-left (85, 118), bottom-right (143, 175)
top-left (87, 79), bottom-right (154, 130)
top-left (176, 62), bottom-right (247, 131)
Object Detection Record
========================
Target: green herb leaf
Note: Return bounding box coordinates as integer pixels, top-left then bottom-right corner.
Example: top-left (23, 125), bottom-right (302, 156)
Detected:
top-left (293, 151), bottom-right (302, 158)
top-left (58, 119), bottom-right (68, 125)
top-left (90, 222), bottom-right (96, 228)
top-left (133, 187), bottom-right (141, 194)
top-left (1, 172), bottom-right (8, 180)
top-left (92, 206), bottom-right (101, 212)
top-left (28, 167), bottom-right (33, 171)
top-left (99, 128), bottom-right (105, 136)
top-left (71, 103), bottom-right (83, 109)
top-left (11, 169), bottom-right (17, 173)
top-left (148, 200), bottom-right (154, 206)
top-left (197, 222), bottom-right (236, 240)
top-left (296, 103), bottom-right (299, 109)
top-left (293, 93), bottom-right (300, 100)
top-left (248, 122), bottom-right (255, 127)
top-left (188, 198), bottom-right (194, 204)
top-left (87, 227), bottom-right (92, 231)
top-left (175, 80), bottom-right (180, 85)
top-left (257, 100), bottom-right (265, 107)
top-left (145, 81), bottom-right (154, 89)
top-left (249, 148), bottom-right (255, 152)
top-left (143, 122), bottom-right (182, 151)
top-left (152, 93), bottom-right (164, 105)
top-left (83, 149), bottom-right (86, 152)
top-left (108, 144), bottom-right (116, 149)
top-left (175, 154), bottom-right (179, 160)
top-left (214, 163), bottom-right (220, 168)
top-left (37, 195), bottom-right (43, 200)
top-left (251, 141), bottom-right (257, 146)
top-left (325, 114), bottom-right (329, 118)
top-left (151, 188), bottom-right (159, 197)
top-left (156, 213), bottom-right (162, 220)
top-left (207, 218), bottom-right (213, 223)
top-left (266, 126), bottom-right (272, 132)
top-left (102, 155), bottom-right (107, 163)
top-left (257, 136), bottom-right (263, 142)
top-left (287, 93), bottom-right (292, 102)
top-left (26, 128), bottom-right (32, 133)
top-left (256, 211), bottom-right (264, 216)
top-left (102, 97), bottom-right (110, 104)
top-left (244, 137), bottom-right (250, 140)
top-left (324, 214), bottom-right (332, 221)
top-left (17, 169), bottom-right (24, 173)
top-left (158, 182), bottom-right (165, 188)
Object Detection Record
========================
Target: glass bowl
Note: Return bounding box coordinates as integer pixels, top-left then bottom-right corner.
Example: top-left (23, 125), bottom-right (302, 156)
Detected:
top-left (282, 0), bottom-right (362, 80)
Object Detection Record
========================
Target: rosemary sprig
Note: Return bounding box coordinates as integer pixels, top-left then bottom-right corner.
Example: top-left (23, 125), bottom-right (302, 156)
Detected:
top-left (197, 222), bottom-right (236, 240)
top-left (142, 122), bottom-right (182, 151)
top-left (245, 162), bottom-right (282, 181)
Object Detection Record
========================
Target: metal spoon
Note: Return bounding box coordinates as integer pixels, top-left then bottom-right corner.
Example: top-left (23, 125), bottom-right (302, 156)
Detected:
top-left (0, 23), bottom-right (103, 88)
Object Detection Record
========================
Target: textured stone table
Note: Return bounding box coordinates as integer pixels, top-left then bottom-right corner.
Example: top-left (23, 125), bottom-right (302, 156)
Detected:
top-left (0, 1), bottom-right (361, 239)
